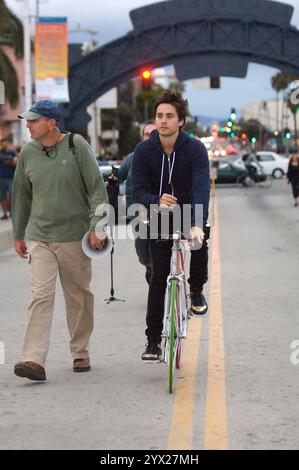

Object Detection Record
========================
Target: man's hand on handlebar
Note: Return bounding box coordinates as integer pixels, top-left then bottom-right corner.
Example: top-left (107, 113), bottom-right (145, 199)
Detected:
top-left (189, 227), bottom-right (204, 247)
top-left (159, 193), bottom-right (177, 209)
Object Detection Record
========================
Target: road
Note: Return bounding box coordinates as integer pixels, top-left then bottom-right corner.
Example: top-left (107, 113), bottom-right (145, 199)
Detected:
top-left (0, 179), bottom-right (298, 450)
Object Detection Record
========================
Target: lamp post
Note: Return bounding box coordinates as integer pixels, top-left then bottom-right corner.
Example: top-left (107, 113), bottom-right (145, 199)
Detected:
top-left (17, 0), bottom-right (49, 141)
top-left (69, 27), bottom-right (99, 155)
top-left (23, 0), bottom-right (32, 113)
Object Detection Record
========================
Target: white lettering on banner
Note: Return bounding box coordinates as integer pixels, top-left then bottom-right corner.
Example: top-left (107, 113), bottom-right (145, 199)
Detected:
top-left (290, 340), bottom-right (299, 365)
top-left (290, 88), bottom-right (299, 105)
top-left (0, 81), bottom-right (5, 104)
top-left (0, 341), bottom-right (5, 365)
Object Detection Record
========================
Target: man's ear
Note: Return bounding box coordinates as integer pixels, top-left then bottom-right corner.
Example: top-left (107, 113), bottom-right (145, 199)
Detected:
top-left (48, 119), bottom-right (57, 130)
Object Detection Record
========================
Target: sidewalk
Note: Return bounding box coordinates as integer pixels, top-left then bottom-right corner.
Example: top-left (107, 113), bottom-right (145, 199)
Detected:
top-left (0, 218), bottom-right (13, 251)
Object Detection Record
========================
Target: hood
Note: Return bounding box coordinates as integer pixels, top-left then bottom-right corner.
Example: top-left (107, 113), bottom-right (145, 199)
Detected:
top-left (150, 129), bottom-right (190, 153)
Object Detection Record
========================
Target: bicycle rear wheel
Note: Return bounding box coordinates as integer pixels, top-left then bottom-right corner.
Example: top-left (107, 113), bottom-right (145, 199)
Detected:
top-left (258, 175), bottom-right (273, 188)
top-left (168, 280), bottom-right (178, 394)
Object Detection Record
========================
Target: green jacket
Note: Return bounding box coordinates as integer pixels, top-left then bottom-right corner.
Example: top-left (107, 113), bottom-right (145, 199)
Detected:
top-left (12, 133), bottom-right (108, 242)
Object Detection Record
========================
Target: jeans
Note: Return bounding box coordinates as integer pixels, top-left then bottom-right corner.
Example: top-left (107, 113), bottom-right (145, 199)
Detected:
top-left (134, 237), bottom-right (152, 283)
top-left (145, 239), bottom-right (208, 343)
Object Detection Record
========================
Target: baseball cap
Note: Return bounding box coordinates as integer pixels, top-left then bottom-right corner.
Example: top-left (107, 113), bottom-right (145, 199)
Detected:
top-left (18, 100), bottom-right (62, 121)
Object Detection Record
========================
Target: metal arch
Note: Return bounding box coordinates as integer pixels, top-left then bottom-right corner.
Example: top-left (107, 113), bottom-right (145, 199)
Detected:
top-left (64, 0), bottom-right (299, 128)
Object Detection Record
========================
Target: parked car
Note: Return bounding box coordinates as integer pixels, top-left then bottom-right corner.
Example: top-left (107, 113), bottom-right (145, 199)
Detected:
top-left (213, 160), bottom-right (249, 184)
top-left (236, 151), bottom-right (289, 178)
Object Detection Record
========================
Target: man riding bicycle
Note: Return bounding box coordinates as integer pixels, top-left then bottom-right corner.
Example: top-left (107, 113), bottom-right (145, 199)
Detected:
top-left (132, 91), bottom-right (210, 363)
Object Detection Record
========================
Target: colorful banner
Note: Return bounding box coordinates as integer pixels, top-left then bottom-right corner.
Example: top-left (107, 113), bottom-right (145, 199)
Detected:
top-left (35, 17), bottom-right (69, 103)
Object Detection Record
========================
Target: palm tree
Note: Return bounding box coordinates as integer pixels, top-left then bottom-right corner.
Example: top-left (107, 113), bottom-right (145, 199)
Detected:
top-left (0, 0), bottom-right (24, 108)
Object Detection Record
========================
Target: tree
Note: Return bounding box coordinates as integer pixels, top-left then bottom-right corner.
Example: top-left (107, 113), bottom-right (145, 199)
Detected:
top-left (168, 80), bottom-right (185, 94)
top-left (0, 0), bottom-right (24, 108)
top-left (238, 118), bottom-right (269, 148)
top-left (135, 87), bottom-right (164, 123)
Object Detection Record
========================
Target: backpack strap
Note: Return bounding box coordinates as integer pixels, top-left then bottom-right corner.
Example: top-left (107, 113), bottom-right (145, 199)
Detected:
top-left (68, 133), bottom-right (88, 195)
top-left (68, 132), bottom-right (76, 155)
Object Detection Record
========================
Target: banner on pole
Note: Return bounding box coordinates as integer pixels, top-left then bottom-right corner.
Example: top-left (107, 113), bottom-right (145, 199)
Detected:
top-left (35, 17), bottom-right (69, 102)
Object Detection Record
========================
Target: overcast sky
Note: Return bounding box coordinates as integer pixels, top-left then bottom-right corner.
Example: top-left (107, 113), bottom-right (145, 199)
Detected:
top-left (6, 0), bottom-right (299, 120)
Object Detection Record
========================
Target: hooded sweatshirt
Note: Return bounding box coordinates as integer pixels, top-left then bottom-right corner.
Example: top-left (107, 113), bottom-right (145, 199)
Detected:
top-left (132, 130), bottom-right (210, 226)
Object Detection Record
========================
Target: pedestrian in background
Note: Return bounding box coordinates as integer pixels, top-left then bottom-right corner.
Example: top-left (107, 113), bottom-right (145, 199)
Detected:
top-left (12, 100), bottom-right (108, 381)
top-left (287, 154), bottom-right (299, 207)
top-left (0, 136), bottom-right (17, 220)
top-left (112, 121), bottom-right (157, 283)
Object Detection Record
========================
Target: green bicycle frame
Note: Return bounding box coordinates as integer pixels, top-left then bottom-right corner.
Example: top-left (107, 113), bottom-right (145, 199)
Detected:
top-left (168, 279), bottom-right (178, 394)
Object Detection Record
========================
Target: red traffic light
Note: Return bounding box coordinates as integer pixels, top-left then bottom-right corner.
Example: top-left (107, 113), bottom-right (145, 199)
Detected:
top-left (140, 68), bottom-right (153, 91)
top-left (141, 69), bottom-right (152, 80)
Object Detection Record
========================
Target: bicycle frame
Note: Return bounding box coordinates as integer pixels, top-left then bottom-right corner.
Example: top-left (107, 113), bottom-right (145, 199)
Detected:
top-left (161, 233), bottom-right (190, 393)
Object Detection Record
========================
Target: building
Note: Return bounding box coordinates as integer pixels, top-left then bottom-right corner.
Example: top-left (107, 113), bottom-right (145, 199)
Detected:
top-left (242, 98), bottom-right (295, 132)
top-left (0, 46), bottom-right (25, 144)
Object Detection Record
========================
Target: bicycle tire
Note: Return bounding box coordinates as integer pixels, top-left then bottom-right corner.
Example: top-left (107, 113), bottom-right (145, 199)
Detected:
top-left (175, 283), bottom-right (182, 369)
top-left (258, 175), bottom-right (273, 188)
top-left (168, 280), bottom-right (177, 394)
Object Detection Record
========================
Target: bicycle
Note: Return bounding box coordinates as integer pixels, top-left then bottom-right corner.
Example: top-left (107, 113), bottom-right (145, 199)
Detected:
top-left (237, 168), bottom-right (273, 189)
top-left (161, 231), bottom-right (190, 394)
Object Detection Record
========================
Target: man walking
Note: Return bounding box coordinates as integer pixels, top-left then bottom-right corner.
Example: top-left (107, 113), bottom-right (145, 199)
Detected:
top-left (132, 91), bottom-right (210, 363)
top-left (12, 100), bottom-right (108, 381)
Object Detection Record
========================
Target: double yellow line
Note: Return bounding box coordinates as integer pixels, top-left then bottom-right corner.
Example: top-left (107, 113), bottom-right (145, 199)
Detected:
top-left (167, 197), bottom-right (228, 450)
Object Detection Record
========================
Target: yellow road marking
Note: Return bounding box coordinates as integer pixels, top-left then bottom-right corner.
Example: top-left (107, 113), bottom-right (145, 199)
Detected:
top-left (204, 197), bottom-right (228, 450)
top-left (167, 317), bottom-right (203, 450)
top-left (167, 195), bottom-right (227, 450)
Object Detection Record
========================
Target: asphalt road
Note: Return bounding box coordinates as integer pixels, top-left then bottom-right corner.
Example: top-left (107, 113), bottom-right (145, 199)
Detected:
top-left (0, 179), bottom-right (298, 450)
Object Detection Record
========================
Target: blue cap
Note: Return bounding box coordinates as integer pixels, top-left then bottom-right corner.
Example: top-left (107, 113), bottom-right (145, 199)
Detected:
top-left (18, 100), bottom-right (62, 121)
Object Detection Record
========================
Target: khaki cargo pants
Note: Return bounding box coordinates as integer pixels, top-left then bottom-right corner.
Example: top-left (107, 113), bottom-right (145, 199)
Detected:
top-left (22, 241), bottom-right (94, 367)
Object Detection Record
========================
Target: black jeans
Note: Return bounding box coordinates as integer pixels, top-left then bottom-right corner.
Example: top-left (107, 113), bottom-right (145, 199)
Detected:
top-left (135, 237), bottom-right (152, 283)
top-left (145, 239), bottom-right (208, 343)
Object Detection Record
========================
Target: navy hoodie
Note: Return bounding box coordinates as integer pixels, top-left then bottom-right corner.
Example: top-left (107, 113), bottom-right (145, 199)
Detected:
top-left (132, 130), bottom-right (210, 226)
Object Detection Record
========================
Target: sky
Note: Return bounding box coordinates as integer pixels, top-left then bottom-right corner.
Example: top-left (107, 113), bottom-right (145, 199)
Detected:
top-left (5, 0), bottom-right (299, 120)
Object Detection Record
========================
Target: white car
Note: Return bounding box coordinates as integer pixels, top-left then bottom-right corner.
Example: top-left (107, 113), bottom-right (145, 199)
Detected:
top-left (235, 151), bottom-right (289, 178)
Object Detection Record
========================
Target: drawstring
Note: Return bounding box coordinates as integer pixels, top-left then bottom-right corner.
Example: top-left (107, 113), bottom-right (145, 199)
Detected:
top-left (159, 154), bottom-right (165, 197)
top-left (159, 151), bottom-right (176, 197)
top-left (168, 151), bottom-right (176, 195)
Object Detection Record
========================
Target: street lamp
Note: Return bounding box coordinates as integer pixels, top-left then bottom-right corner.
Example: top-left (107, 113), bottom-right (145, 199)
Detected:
top-left (69, 26), bottom-right (99, 153)
top-left (16, 0), bottom-right (49, 141)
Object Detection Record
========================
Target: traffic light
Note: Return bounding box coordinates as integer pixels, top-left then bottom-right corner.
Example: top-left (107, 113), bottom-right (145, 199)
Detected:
top-left (210, 76), bottom-right (220, 88)
top-left (251, 137), bottom-right (257, 143)
top-left (283, 128), bottom-right (292, 140)
top-left (140, 68), bottom-right (153, 91)
top-left (230, 108), bottom-right (237, 120)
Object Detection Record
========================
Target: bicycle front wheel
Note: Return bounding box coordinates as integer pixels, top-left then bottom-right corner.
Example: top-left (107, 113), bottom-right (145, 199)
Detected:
top-left (168, 280), bottom-right (178, 394)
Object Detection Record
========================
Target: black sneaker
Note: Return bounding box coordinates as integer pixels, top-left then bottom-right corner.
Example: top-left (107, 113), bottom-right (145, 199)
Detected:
top-left (191, 291), bottom-right (208, 316)
top-left (141, 342), bottom-right (162, 363)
